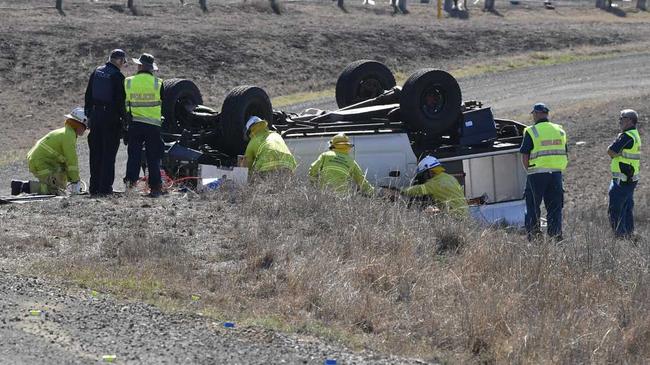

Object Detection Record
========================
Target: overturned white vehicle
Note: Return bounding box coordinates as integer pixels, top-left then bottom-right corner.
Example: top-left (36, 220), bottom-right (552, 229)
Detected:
top-left (159, 60), bottom-right (527, 226)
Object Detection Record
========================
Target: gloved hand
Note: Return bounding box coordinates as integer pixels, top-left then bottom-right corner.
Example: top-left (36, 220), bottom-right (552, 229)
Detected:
top-left (70, 181), bottom-right (82, 195)
top-left (122, 128), bottom-right (129, 146)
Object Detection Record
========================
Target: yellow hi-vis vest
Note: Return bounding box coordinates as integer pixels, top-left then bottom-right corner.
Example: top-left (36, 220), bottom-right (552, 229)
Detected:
top-left (125, 73), bottom-right (162, 127)
top-left (524, 121), bottom-right (568, 174)
top-left (611, 129), bottom-right (641, 182)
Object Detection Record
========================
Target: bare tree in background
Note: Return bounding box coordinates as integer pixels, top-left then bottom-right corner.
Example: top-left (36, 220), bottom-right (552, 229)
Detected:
top-left (637, 0), bottom-right (647, 10)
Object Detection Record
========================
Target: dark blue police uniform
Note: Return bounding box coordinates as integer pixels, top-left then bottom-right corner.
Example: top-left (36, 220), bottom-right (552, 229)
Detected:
top-left (84, 59), bottom-right (126, 195)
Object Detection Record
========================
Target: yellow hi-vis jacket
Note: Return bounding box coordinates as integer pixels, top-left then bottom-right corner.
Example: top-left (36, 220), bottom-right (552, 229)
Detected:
top-left (125, 72), bottom-right (162, 126)
top-left (611, 129), bottom-right (641, 182)
top-left (27, 125), bottom-right (80, 182)
top-left (244, 129), bottom-right (297, 173)
top-left (402, 172), bottom-right (469, 216)
top-left (308, 150), bottom-right (375, 196)
top-left (524, 121), bottom-right (568, 174)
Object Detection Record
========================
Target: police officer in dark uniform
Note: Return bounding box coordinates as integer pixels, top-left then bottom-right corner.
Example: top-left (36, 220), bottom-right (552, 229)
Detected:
top-left (84, 49), bottom-right (128, 196)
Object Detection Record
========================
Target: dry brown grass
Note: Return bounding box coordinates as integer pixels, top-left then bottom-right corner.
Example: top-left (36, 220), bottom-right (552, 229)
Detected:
top-left (21, 173), bottom-right (649, 363)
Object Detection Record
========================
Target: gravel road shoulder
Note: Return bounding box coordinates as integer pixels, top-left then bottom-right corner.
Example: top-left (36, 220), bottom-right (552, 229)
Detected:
top-left (0, 269), bottom-right (429, 364)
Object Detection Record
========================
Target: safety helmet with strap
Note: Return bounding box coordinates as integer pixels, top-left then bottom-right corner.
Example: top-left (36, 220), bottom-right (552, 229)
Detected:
top-left (329, 133), bottom-right (354, 149)
top-left (245, 116), bottom-right (264, 133)
top-left (416, 155), bottom-right (441, 174)
top-left (64, 107), bottom-right (88, 128)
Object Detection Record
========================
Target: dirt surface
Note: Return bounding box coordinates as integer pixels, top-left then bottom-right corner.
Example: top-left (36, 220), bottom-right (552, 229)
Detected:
top-left (2, 1), bottom-right (650, 363)
top-left (1, 0), bottom-right (649, 153)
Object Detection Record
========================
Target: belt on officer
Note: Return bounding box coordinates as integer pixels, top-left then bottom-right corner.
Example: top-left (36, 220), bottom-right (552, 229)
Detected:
top-left (92, 105), bottom-right (112, 111)
top-left (613, 178), bottom-right (637, 185)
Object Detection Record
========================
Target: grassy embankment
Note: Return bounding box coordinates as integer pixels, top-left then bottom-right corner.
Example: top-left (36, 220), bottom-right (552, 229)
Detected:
top-left (25, 175), bottom-right (650, 363)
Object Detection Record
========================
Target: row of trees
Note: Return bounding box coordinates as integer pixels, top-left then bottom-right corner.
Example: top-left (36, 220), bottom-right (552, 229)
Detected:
top-left (54, 0), bottom-right (647, 15)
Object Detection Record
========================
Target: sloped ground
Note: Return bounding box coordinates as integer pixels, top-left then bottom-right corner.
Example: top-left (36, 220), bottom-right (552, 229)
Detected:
top-left (1, 1), bottom-right (650, 363)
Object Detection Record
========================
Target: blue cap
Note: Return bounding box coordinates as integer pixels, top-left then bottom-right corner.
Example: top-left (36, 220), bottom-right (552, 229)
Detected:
top-left (531, 103), bottom-right (550, 113)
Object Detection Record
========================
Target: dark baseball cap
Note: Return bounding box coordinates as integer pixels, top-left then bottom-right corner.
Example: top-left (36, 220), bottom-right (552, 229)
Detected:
top-left (109, 49), bottom-right (127, 60)
top-left (133, 53), bottom-right (158, 71)
top-left (531, 102), bottom-right (550, 113)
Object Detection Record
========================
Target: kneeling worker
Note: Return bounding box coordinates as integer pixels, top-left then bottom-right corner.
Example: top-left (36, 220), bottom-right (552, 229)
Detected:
top-left (243, 116), bottom-right (297, 179)
top-left (27, 107), bottom-right (87, 195)
top-left (308, 133), bottom-right (374, 196)
top-left (401, 155), bottom-right (468, 216)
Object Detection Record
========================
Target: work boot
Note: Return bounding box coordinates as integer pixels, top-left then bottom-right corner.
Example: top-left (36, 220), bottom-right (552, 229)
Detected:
top-left (146, 185), bottom-right (165, 198)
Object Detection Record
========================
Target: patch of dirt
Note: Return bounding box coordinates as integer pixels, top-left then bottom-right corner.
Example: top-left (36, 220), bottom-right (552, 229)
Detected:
top-left (0, 0), bottom-right (648, 152)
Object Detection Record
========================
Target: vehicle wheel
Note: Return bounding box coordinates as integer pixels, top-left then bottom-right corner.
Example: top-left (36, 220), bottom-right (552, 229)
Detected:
top-left (335, 60), bottom-right (396, 109)
top-left (161, 78), bottom-right (203, 137)
top-left (219, 85), bottom-right (273, 156)
top-left (400, 69), bottom-right (462, 135)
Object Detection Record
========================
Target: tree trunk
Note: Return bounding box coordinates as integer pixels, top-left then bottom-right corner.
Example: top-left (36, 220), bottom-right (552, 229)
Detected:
top-left (637, 0), bottom-right (647, 10)
top-left (199, 0), bottom-right (207, 12)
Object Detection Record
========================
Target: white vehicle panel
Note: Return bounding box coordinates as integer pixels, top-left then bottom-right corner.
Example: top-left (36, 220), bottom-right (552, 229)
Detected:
top-left (462, 153), bottom-right (527, 202)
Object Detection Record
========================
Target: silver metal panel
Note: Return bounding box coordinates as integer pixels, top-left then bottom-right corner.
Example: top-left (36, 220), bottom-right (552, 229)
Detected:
top-left (463, 153), bottom-right (526, 203)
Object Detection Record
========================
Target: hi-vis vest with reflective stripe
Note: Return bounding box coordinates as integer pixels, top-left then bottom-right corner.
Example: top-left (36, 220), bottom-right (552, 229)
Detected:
top-left (524, 121), bottom-right (568, 174)
top-left (611, 129), bottom-right (641, 182)
top-left (125, 73), bottom-right (162, 126)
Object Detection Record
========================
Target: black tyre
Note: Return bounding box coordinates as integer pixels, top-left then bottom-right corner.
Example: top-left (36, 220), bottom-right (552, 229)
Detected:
top-left (335, 60), bottom-right (396, 109)
top-left (162, 78), bottom-right (203, 137)
top-left (400, 69), bottom-right (462, 135)
top-left (219, 85), bottom-right (273, 156)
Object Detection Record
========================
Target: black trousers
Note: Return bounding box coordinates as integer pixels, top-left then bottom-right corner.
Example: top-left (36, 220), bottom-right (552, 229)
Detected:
top-left (88, 109), bottom-right (121, 194)
top-left (125, 122), bottom-right (163, 189)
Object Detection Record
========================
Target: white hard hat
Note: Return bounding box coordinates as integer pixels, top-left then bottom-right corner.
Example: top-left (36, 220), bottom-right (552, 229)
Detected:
top-left (245, 116), bottom-right (263, 132)
top-left (416, 155), bottom-right (441, 174)
top-left (65, 107), bottom-right (88, 128)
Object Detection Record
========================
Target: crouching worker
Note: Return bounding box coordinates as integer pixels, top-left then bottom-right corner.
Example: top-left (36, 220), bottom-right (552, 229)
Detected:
top-left (27, 107), bottom-right (87, 195)
top-left (242, 116), bottom-right (297, 180)
top-left (401, 155), bottom-right (468, 217)
top-left (308, 133), bottom-right (374, 196)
